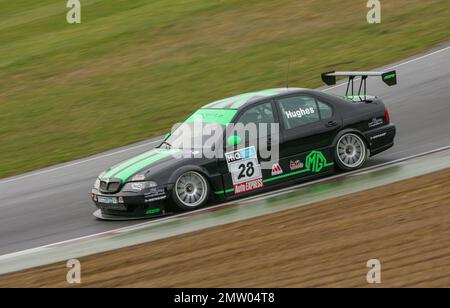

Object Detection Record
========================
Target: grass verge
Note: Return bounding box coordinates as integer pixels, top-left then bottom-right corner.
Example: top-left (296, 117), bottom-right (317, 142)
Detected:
top-left (0, 0), bottom-right (449, 178)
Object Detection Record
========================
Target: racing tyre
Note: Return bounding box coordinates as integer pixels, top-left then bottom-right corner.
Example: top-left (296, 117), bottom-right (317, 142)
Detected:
top-left (172, 171), bottom-right (210, 211)
top-left (335, 133), bottom-right (368, 171)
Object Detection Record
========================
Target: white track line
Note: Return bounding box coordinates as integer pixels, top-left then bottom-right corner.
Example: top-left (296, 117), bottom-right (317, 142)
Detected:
top-left (2, 144), bottom-right (450, 260)
top-left (0, 45), bottom-right (448, 185)
top-left (0, 139), bottom-right (164, 185)
top-left (244, 144), bottom-right (450, 202)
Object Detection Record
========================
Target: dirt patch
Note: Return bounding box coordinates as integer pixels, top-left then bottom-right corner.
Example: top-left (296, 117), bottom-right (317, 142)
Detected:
top-left (1, 168), bottom-right (450, 287)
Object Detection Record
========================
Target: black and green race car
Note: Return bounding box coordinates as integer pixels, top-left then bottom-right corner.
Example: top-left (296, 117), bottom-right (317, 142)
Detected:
top-left (91, 71), bottom-right (397, 220)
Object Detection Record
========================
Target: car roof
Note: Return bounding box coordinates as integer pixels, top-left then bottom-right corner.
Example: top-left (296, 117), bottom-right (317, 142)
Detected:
top-left (202, 88), bottom-right (307, 110)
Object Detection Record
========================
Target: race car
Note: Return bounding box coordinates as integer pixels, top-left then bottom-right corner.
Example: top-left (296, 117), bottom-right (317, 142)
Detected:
top-left (92, 71), bottom-right (397, 220)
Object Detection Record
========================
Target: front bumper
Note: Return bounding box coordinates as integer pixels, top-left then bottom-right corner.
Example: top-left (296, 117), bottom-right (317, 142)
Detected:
top-left (91, 185), bottom-right (171, 219)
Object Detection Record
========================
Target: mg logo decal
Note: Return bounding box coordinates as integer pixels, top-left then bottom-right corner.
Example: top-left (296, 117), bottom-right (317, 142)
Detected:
top-left (305, 151), bottom-right (333, 173)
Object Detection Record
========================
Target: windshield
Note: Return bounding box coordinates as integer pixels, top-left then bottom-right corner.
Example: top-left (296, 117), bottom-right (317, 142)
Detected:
top-left (163, 109), bottom-right (237, 150)
top-left (184, 108), bottom-right (238, 125)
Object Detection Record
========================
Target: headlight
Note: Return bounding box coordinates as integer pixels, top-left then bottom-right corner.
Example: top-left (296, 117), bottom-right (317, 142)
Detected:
top-left (94, 172), bottom-right (106, 190)
top-left (94, 178), bottom-right (101, 190)
top-left (130, 174), bottom-right (146, 181)
top-left (122, 181), bottom-right (158, 192)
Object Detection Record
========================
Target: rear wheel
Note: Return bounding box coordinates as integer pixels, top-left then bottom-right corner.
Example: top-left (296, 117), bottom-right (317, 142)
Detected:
top-left (335, 133), bottom-right (368, 171)
top-left (172, 171), bottom-right (210, 211)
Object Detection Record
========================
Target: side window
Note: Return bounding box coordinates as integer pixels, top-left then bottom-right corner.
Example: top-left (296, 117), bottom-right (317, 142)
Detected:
top-left (317, 100), bottom-right (333, 120)
top-left (278, 96), bottom-right (319, 129)
top-left (236, 102), bottom-right (274, 126)
top-left (235, 102), bottom-right (275, 140)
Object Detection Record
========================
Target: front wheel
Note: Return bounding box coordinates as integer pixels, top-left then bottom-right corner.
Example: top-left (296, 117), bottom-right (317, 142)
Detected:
top-left (335, 133), bottom-right (368, 171)
top-left (171, 171), bottom-right (210, 211)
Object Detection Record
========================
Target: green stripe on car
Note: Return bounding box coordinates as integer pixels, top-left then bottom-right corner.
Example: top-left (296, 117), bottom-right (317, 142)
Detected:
top-left (105, 149), bottom-right (180, 181)
top-left (213, 188), bottom-right (235, 195)
top-left (105, 150), bottom-right (160, 179)
top-left (104, 150), bottom-right (162, 178)
top-left (114, 149), bottom-right (180, 181)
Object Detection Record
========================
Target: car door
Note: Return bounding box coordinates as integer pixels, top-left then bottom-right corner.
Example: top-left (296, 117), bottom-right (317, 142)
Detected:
top-left (220, 101), bottom-right (280, 196)
top-left (273, 94), bottom-right (341, 180)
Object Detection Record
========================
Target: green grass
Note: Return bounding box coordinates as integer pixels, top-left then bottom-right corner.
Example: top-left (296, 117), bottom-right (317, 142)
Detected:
top-left (0, 0), bottom-right (449, 178)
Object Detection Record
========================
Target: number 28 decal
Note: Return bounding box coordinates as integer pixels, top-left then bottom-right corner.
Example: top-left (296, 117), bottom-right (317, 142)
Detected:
top-left (225, 147), bottom-right (263, 187)
top-left (238, 161), bottom-right (255, 180)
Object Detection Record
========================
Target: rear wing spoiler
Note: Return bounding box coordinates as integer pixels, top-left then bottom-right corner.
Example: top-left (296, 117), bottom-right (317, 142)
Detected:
top-left (321, 70), bottom-right (397, 101)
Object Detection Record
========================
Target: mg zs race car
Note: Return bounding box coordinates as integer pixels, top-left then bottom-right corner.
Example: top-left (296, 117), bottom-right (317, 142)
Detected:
top-left (92, 71), bottom-right (397, 219)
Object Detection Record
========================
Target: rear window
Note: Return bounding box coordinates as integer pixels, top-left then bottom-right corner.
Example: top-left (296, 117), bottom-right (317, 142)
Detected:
top-left (278, 96), bottom-right (320, 129)
top-left (317, 100), bottom-right (333, 119)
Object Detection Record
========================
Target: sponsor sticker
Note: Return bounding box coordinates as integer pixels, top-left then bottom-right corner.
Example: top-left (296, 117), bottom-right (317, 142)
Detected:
top-left (234, 178), bottom-right (264, 195)
top-left (225, 146), bottom-right (263, 194)
top-left (370, 132), bottom-right (387, 140)
top-left (145, 187), bottom-right (166, 197)
top-left (368, 118), bottom-right (384, 128)
top-left (97, 196), bottom-right (118, 204)
top-left (305, 151), bottom-right (333, 173)
top-left (383, 73), bottom-right (395, 80)
top-left (97, 196), bottom-right (126, 211)
top-left (225, 146), bottom-right (257, 164)
top-left (144, 187), bottom-right (167, 203)
top-left (271, 163), bottom-right (283, 176)
top-left (289, 160), bottom-right (304, 171)
top-left (285, 107), bottom-right (315, 119)
top-left (145, 195), bottom-right (167, 203)
top-left (146, 208), bottom-right (162, 215)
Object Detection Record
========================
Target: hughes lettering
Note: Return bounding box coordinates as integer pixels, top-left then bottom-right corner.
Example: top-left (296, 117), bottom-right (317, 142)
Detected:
top-left (285, 107), bottom-right (315, 119)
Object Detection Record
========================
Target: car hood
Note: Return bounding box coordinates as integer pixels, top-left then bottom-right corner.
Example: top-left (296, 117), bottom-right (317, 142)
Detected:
top-left (102, 148), bottom-right (182, 182)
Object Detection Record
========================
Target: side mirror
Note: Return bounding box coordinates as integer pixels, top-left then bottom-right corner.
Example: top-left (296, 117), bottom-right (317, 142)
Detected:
top-left (227, 135), bottom-right (242, 146)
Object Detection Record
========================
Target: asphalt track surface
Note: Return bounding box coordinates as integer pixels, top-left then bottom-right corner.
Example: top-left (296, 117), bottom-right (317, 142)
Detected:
top-left (0, 43), bottom-right (449, 256)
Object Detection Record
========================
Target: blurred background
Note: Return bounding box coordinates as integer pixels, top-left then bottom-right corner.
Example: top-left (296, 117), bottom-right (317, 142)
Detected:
top-left (0, 0), bottom-right (448, 178)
